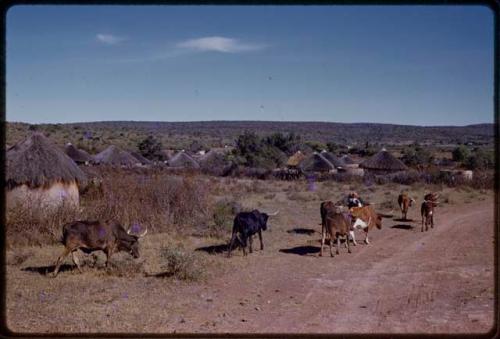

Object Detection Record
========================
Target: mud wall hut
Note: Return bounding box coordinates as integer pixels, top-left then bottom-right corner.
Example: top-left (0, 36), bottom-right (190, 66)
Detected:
top-left (6, 133), bottom-right (88, 208)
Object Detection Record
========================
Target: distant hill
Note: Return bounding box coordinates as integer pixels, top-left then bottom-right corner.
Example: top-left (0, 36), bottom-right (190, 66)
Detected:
top-left (6, 121), bottom-right (494, 153)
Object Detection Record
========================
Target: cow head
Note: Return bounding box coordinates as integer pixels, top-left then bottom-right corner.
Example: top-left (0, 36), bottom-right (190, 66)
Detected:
top-left (123, 226), bottom-right (148, 258)
top-left (259, 210), bottom-right (279, 231)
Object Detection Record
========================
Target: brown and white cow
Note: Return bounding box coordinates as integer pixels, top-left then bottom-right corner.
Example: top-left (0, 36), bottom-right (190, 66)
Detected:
top-left (349, 205), bottom-right (385, 245)
top-left (398, 192), bottom-right (415, 220)
top-left (421, 193), bottom-right (439, 232)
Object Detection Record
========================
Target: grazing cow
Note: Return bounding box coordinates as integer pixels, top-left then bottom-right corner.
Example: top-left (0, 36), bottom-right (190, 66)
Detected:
top-left (421, 194), bottom-right (439, 232)
top-left (53, 220), bottom-right (147, 277)
top-left (349, 205), bottom-right (385, 245)
top-left (398, 192), bottom-right (415, 220)
top-left (320, 206), bottom-right (352, 257)
top-left (227, 209), bottom-right (278, 257)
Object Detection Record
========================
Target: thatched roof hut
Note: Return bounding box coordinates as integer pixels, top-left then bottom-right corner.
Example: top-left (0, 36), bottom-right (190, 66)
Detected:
top-left (360, 149), bottom-right (408, 172)
top-left (320, 150), bottom-right (345, 168)
top-left (130, 151), bottom-right (152, 165)
top-left (64, 143), bottom-right (93, 164)
top-left (160, 149), bottom-right (176, 161)
top-left (286, 151), bottom-right (307, 168)
top-left (6, 133), bottom-right (87, 208)
top-left (198, 150), bottom-right (231, 175)
top-left (299, 152), bottom-right (335, 173)
top-left (93, 145), bottom-right (140, 166)
top-left (340, 155), bottom-right (356, 165)
top-left (168, 151), bottom-right (200, 169)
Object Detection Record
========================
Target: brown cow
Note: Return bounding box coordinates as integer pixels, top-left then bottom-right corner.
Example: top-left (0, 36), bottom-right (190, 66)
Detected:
top-left (349, 205), bottom-right (384, 245)
top-left (52, 220), bottom-right (147, 277)
top-left (421, 193), bottom-right (439, 232)
top-left (398, 192), bottom-right (415, 220)
top-left (319, 204), bottom-right (352, 257)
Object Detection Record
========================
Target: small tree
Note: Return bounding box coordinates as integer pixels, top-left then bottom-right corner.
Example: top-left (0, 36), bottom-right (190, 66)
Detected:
top-left (465, 148), bottom-right (494, 170)
top-left (452, 145), bottom-right (470, 162)
top-left (137, 135), bottom-right (163, 160)
top-left (401, 144), bottom-right (433, 167)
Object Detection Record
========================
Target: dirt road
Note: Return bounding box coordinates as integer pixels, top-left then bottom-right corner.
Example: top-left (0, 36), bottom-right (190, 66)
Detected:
top-left (6, 197), bottom-right (495, 334)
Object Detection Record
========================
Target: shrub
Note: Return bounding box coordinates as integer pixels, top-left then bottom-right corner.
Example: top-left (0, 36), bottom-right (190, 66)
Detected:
top-left (452, 145), bottom-right (470, 162)
top-left (210, 199), bottom-right (238, 238)
top-left (105, 254), bottom-right (144, 278)
top-left (159, 246), bottom-right (204, 281)
top-left (6, 199), bottom-right (80, 247)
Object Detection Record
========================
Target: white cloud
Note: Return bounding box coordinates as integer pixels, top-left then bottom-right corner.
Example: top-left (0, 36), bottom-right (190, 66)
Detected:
top-left (176, 36), bottom-right (265, 53)
top-left (96, 33), bottom-right (127, 45)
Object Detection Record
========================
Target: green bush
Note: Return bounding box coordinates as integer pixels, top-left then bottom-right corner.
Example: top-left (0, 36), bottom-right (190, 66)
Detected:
top-left (159, 246), bottom-right (204, 281)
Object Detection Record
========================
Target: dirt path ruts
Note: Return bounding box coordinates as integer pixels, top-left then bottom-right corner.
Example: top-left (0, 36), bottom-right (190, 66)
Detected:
top-left (172, 200), bottom-right (494, 333)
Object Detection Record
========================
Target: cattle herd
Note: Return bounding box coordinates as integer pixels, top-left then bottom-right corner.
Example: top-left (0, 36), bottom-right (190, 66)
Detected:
top-left (51, 191), bottom-right (440, 276)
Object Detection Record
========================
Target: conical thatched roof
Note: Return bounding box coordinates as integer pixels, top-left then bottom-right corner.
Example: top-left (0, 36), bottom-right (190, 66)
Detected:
top-left (65, 143), bottom-right (93, 164)
top-left (340, 155), bottom-right (355, 165)
top-left (168, 151), bottom-right (200, 169)
top-left (6, 133), bottom-right (88, 189)
top-left (130, 151), bottom-right (152, 165)
top-left (160, 149), bottom-right (176, 161)
top-left (93, 145), bottom-right (140, 166)
top-left (286, 151), bottom-right (307, 167)
top-left (199, 150), bottom-right (228, 167)
top-left (299, 152), bottom-right (335, 173)
top-left (360, 149), bottom-right (408, 171)
top-left (320, 150), bottom-right (345, 168)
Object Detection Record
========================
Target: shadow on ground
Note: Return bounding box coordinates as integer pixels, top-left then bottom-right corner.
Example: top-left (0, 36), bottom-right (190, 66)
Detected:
top-left (391, 224), bottom-right (414, 230)
top-left (287, 228), bottom-right (316, 236)
top-left (393, 218), bottom-right (415, 222)
top-left (195, 244), bottom-right (230, 255)
top-left (279, 246), bottom-right (320, 256)
top-left (22, 264), bottom-right (75, 276)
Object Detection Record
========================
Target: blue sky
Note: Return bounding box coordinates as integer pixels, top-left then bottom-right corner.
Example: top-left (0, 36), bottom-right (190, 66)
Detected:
top-left (6, 5), bottom-right (494, 126)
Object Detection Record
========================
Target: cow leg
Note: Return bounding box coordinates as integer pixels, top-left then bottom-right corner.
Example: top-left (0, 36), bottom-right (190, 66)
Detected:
top-left (319, 228), bottom-right (326, 257)
top-left (349, 230), bottom-right (357, 246)
top-left (240, 235), bottom-right (247, 256)
top-left (248, 235), bottom-right (253, 254)
top-left (227, 232), bottom-right (238, 258)
top-left (71, 250), bottom-right (83, 273)
top-left (330, 234), bottom-right (334, 257)
top-left (346, 234), bottom-right (351, 254)
top-left (104, 246), bottom-right (114, 267)
top-left (431, 215), bottom-right (434, 229)
top-left (364, 230), bottom-right (370, 244)
top-left (53, 247), bottom-right (71, 277)
top-left (421, 216), bottom-right (424, 232)
top-left (258, 230), bottom-right (264, 250)
top-left (336, 235), bottom-right (341, 255)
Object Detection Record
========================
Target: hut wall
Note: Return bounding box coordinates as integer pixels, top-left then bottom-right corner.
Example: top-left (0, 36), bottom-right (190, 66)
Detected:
top-left (346, 168), bottom-right (365, 176)
top-left (7, 181), bottom-right (79, 209)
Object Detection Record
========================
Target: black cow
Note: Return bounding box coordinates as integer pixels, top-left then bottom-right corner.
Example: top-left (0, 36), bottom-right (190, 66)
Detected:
top-left (227, 209), bottom-right (278, 257)
top-left (52, 220), bottom-right (147, 277)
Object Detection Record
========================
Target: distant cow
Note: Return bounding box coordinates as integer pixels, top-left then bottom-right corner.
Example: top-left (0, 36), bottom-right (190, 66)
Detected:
top-left (52, 220), bottom-right (147, 277)
top-left (227, 209), bottom-right (278, 257)
top-left (320, 205), bottom-right (353, 257)
top-left (421, 193), bottom-right (439, 232)
top-left (398, 192), bottom-right (415, 220)
top-left (349, 205), bottom-right (386, 245)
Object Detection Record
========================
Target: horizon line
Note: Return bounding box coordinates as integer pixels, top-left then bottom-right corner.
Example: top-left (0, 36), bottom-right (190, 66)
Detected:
top-left (6, 119), bottom-right (494, 128)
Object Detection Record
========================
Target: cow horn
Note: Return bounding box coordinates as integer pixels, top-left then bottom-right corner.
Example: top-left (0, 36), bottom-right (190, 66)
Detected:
top-left (127, 228), bottom-right (133, 235)
top-left (138, 228), bottom-right (148, 238)
top-left (267, 210), bottom-right (279, 216)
